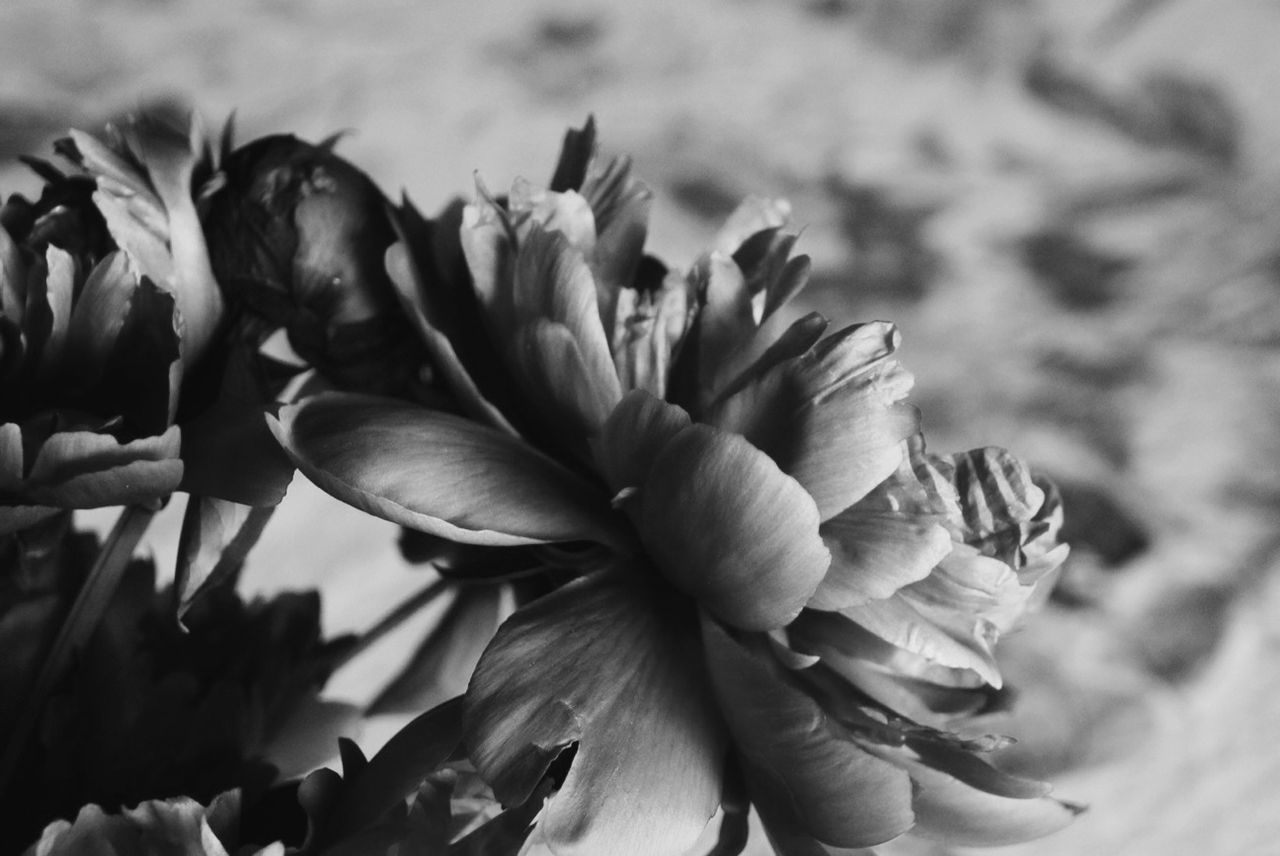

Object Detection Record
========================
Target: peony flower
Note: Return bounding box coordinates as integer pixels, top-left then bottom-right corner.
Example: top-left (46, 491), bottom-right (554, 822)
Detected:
top-left (271, 119), bottom-right (1076, 854)
top-left (201, 132), bottom-right (424, 395)
top-left (0, 113), bottom-right (227, 535)
top-left (22, 790), bottom-right (282, 856)
top-left (1, 527), bottom-right (355, 855)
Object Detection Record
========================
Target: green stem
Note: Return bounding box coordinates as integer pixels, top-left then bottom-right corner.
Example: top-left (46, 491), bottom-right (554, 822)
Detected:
top-left (0, 503), bottom-right (155, 798)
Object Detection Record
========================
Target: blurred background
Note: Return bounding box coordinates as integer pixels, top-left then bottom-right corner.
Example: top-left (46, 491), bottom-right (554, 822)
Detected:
top-left (4, 0), bottom-right (1280, 853)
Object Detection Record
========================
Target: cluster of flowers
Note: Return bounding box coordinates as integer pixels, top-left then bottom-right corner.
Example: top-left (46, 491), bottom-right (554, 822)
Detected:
top-left (0, 113), bottom-right (1077, 855)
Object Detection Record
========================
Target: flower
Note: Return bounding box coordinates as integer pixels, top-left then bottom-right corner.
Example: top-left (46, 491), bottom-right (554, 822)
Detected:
top-left (0, 113), bottom-right (228, 535)
top-left (22, 790), bottom-right (282, 856)
top-left (201, 132), bottom-right (424, 395)
top-left (1, 525), bottom-right (355, 855)
top-left (270, 119), bottom-right (1076, 854)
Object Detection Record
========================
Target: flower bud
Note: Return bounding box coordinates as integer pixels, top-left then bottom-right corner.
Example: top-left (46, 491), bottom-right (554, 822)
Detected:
top-left (202, 134), bottom-right (421, 394)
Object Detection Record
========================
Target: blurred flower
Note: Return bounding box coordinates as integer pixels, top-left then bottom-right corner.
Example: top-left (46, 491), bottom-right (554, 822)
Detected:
top-left (1, 524), bottom-right (355, 855)
top-left (201, 132), bottom-right (423, 395)
top-left (0, 113), bottom-right (229, 534)
top-left (271, 119), bottom-right (1075, 854)
top-left (23, 790), bottom-right (283, 856)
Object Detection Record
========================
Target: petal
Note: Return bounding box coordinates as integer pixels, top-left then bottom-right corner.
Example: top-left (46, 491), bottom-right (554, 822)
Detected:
top-left (513, 318), bottom-right (618, 437)
top-left (712, 196), bottom-right (792, 256)
top-left (509, 179), bottom-right (596, 253)
top-left (702, 620), bottom-right (915, 848)
top-left (179, 401), bottom-right (294, 507)
top-left (175, 498), bottom-right (276, 618)
top-left (511, 225), bottom-right (622, 431)
top-left (386, 197), bottom-right (522, 435)
top-left (638, 421), bottom-right (830, 631)
top-left (270, 392), bottom-right (622, 548)
top-left (548, 115), bottom-right (597, 193)
top-left (609, 265), bottom-right (690, 399)
top-left (836, 549), bottom-right (1024, 690)
top-left (21, 426), bottom-right (182, 508)
top-left (68, 121), bottom-right (223, 364)
top-left (464, 570), bottom-right (726, 856)
top-left (0, 222), bottom-right (25, 324)
top-left (808, 508), bottom-right (953, 611)
top-left (710, 323), bottom-right (919, 520)
top-left (593, 389), bottom-right (690, 493)
top-left (860, 742), bottom-right (1081, 846)
top-left (788, 611), bottom-right (996, 727)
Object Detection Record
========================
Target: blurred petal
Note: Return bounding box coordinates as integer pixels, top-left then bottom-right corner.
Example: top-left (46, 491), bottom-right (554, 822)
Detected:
top-left (638, 422), bottom-right (830, 631)
top-left (702, 620), bottom-right (914, 848)
top-left (465, 570), bottom-right (725, 856)
top-left (509, 179), bottom-right (596, 253)
top-left (22, 426), bottom-right (182, 508)
top-left (861, 742), bottom-right (1081, 846)
top-left (0, 223), bottom-right (24, 324)
top-left (271, 393), bottom-right (622, 548)
top-left (808, 509), bottom-right (952, 611)
top-left (713, 196), bottom-right (791, 256)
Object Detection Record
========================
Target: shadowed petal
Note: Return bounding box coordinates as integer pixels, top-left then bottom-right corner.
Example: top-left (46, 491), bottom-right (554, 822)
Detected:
top-left (702, 620), bottom-right (914, 848)
top-left (638, 422), bottom-right (830, 631)
top-left (21, 426), bottom-right (182, 508)
top-left (808, 509), bottom-right (952, 611)
top-left (464, 570), bottom-right (726, 856)
top-left (270, 393), bottom-right (623, 548)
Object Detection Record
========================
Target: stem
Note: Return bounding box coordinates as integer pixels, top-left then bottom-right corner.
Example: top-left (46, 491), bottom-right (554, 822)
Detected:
top-left (328, 577), bottom-right (451, 675)
top-left (0, 504), bottom-right (155, 798)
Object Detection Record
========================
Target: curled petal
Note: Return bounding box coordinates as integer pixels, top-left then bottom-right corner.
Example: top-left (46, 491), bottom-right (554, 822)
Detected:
top-left (702, 619), bottom-right (914, 848)
top-left (638, 421), bottom-right (830, 631)
top-left (809, 508), bottom-right (953, 611)
top-left (465, 570), bottom-right (726, 856)
top-left (710, 322), bottom-right (918, 520)
top-left (270, 393), bottom-right (624, 548)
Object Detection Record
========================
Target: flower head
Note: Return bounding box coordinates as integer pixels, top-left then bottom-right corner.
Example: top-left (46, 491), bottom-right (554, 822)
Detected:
top-left (22, 790), bottom-right (282, 856)
top-left (272, 119), bottom-right (1075, 854)
top-left (201, 133), bottom-right (422, 395)
top-left (0, 114), bottom-right (225, 532)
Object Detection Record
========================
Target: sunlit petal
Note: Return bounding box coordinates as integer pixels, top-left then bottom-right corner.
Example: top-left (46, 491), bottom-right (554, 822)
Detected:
top-left (464, 570), bottom-right (725, 856)
top-left (638, 421), bottom-right (830, 631)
